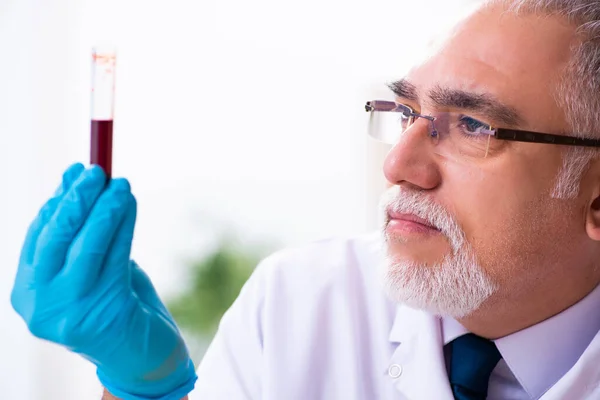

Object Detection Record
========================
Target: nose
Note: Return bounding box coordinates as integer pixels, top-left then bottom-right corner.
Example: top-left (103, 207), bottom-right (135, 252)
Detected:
top-left (383, 118), bottom-right (442, 191)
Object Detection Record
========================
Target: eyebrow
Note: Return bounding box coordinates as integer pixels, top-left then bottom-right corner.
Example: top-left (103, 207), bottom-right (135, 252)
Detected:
top-left (387, 79), bottom-right (524, 127)
top-left (388, 79), bottom-right (418, 102)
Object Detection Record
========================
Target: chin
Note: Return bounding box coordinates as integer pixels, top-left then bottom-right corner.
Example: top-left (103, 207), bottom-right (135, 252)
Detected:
top-left (378, 248), bottom-right (499, 319)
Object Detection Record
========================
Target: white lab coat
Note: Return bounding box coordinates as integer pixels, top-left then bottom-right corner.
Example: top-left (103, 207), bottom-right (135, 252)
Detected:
top-left (188, 232), bottom-right (600, 400)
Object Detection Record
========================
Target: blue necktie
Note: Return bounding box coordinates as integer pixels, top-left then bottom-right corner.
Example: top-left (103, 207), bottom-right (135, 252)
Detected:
top-left (448, 334), bottom-right (502, 400)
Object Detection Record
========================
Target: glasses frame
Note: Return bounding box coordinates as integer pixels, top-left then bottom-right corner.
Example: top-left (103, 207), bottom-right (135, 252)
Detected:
top-left (365, 100), bottom-right (600, 148)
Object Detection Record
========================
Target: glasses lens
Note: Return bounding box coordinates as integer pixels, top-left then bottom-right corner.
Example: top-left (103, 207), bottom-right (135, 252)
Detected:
top-left (367, 104), bottom-right (497, 160)
top-left (367, 103), bottom-right (413, 144)
top-left (433, 112), bottom-right (496, 159)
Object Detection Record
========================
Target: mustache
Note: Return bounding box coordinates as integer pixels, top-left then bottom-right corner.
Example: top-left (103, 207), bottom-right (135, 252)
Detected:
top-left (379, 186), bottom-right (466, 251)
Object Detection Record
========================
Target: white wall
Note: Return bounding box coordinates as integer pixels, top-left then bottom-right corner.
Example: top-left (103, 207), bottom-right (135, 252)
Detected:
top-left (1, 0), bottom-right (474, 398)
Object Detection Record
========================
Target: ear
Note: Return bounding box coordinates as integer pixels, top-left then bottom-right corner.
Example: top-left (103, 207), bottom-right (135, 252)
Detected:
top-left (586, 188), bottom-right (600, 241)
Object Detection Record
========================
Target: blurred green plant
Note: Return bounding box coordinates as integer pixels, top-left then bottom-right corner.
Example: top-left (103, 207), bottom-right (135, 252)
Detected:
top-left (166, 234), bottom-right (274, 342)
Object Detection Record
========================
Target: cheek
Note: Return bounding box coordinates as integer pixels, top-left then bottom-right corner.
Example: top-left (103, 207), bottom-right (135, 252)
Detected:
top-left (441, 163), bottom-right (535, 239)
top-left (470, 200), bottom-right (586, 293)
top-left (441, 160), bottom-right (576, 279)
top-left (443, 145), bottom-right (564, 239)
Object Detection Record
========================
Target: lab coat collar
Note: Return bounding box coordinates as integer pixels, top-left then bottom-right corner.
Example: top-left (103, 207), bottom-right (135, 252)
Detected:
top-left (387, 304), bottom-right (455, 400)
top-left (388, 304), bottom-right (421, 344)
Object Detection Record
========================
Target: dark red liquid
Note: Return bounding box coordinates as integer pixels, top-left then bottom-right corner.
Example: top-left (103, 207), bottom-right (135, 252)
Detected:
top-left (91, 120), bottom-right (113, 180)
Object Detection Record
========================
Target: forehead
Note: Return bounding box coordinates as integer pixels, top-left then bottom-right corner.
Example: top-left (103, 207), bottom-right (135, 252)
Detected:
top-left (405, 5), bottom-right (577, 130)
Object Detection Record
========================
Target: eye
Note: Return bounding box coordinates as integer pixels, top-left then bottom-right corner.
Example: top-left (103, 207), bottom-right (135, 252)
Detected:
top-left (458, 115), bottom-right (491, 135)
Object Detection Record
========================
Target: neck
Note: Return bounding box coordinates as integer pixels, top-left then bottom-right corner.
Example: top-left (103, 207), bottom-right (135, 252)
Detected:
top-left (457, 278), bottom-right (600, 339)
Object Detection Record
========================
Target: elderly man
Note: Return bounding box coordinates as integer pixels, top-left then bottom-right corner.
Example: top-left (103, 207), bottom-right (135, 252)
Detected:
top-left (10, 0), bottom-right (600, 399)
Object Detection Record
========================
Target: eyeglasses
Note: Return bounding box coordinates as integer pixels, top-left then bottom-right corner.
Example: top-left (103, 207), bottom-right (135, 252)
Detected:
top-left (365, 100), bottom-right (600, 160)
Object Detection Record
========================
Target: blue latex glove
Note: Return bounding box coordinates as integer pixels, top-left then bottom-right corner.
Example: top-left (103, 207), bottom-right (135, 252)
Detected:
top-left (11, 163), bottom-right (197, 400)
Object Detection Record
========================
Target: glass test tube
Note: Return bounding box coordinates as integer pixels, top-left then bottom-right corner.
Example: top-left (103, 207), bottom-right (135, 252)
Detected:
top-left (90, 47), bottom-right (116, 180)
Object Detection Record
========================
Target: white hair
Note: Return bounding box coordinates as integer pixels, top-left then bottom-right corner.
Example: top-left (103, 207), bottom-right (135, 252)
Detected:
top-left (484, 0), bottom-right (600, 198)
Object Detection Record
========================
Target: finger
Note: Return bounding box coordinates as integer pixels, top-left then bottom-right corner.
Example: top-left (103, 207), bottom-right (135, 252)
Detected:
top-left (19, 163), bottom-right (85, 266)
top-left (100, 186), bottom-right (137, 278)
top-left (32, 165), bottom-right (107, 283)
top-left (59, 179), bottom-right (134, 298)
top-left (130, 260), bottom-right (178, 329)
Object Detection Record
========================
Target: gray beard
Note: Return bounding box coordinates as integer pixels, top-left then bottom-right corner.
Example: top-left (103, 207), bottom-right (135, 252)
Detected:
top-left (380, 229), bottom-right (498, 318)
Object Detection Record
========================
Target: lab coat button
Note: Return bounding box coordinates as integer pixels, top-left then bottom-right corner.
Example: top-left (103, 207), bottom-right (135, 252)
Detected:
top-left (388, 364), bottom-right (402, 379)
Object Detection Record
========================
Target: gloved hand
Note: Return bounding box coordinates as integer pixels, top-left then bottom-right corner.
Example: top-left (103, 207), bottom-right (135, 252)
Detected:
top-left (10, 163), bottom-right (197, 400)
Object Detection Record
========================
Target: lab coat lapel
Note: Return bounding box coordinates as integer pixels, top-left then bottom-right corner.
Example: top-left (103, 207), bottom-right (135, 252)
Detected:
top-left (388, 305), bottom-right (455, 400)
top-left (386, 305), bottom-right (600, 400)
